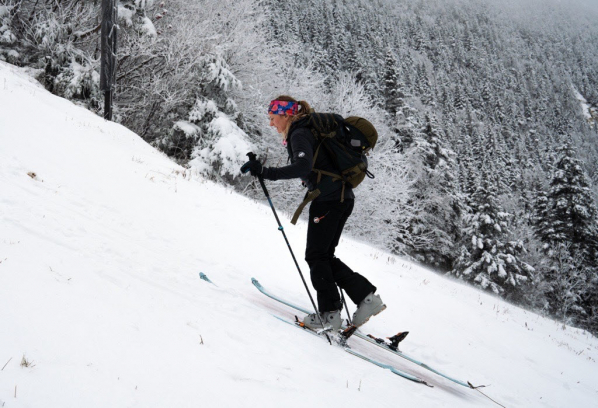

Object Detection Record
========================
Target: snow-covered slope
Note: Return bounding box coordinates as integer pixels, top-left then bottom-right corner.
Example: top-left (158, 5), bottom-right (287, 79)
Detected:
top-left (1, 61), bottom-right (597, 408)
top-left (574, 86), bottom-right (598, 126)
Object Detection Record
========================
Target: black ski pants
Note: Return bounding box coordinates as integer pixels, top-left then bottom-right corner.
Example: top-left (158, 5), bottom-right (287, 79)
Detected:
top-left (305, 199), bottom-right (376, 312)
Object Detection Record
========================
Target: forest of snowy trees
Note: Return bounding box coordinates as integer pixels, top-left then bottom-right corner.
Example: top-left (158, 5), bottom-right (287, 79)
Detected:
top-left (2, 0), bottom-right (597, 334)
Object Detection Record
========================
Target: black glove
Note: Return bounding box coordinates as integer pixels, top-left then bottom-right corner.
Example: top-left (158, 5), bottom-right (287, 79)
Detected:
top-left (240, 160), bottom-right (263, 177)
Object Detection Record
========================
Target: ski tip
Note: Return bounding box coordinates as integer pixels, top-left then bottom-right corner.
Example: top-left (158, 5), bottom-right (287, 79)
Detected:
top-left (199, 272), bottom-right (217, 286)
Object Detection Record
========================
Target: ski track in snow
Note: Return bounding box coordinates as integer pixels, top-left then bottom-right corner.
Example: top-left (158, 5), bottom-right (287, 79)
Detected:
top-left (1, 61), bottom-right (598, 407)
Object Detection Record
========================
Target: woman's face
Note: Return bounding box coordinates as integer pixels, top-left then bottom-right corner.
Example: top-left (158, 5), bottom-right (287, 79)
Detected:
top-left (269, 113), bottom-right (290, 134)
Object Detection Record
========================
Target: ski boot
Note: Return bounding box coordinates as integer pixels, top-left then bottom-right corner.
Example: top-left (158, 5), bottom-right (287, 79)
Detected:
top-left (301, 310), bottom-right (342, 332)
top-left (352, 292), bottom-right (386, 327)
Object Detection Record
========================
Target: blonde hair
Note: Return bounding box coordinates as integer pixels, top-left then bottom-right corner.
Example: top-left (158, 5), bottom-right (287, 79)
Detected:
top-left (272, 95), bottom-right (312, 138)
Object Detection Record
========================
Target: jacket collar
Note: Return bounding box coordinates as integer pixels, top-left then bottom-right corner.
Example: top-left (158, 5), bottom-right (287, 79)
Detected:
top-left (288, 115), bottom-right (310, 138)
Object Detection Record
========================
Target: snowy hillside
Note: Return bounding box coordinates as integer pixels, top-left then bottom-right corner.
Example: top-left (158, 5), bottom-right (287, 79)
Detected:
top-left (1, 61), bottom-right (597, 408)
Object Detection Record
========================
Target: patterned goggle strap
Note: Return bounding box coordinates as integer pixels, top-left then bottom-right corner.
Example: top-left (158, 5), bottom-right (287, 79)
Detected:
top-left (268, 100), bottom-right (299, 115)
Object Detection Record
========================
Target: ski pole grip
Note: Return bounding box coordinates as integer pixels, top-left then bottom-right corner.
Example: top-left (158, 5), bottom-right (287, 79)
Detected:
top-left (246, 152), bottom-right (269, 197)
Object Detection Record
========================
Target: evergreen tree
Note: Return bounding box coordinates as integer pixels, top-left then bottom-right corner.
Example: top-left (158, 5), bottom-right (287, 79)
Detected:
top-left (383, 49), bottom-right (403, 118)
top-left (581, 270), bottom-right (598, 334)
top-left (540, 243), bottom-right (590, 323)
top-left (415, 63), bottom-right (433, 106)
top-left (451, 174), bottom-right (534, 299)
top-left (405, 114), bottom-right (463, 270)
top-left (453, 84), bottom-right (465, 111)
top-left (154, 54), bottom-right (251, 180)
top-left (534, 142), bottom-right (598, 264)
top-left (531, 142), bottom-right (598, 331)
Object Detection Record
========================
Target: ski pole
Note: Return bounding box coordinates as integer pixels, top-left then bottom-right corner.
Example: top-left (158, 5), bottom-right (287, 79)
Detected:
top-left (246, 152), bottom-right (330, 339)
top-left (340, 289), bottom-right (352, 325)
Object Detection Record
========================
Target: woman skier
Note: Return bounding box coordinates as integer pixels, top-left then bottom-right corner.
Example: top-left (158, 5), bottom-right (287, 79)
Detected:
top-left (241, 96), bottom-right (385, 330)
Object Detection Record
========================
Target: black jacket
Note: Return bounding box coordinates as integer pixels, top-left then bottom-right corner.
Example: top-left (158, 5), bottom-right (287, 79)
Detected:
top-left (262, 118), bottom-right (354, 201)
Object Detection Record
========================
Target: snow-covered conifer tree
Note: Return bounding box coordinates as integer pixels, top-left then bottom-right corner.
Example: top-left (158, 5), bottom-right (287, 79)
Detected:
top-left (0, 3), bottom-right (18, 63)
top-left (451, 174), bottom-right (534, 299)
top-left (383, 49), bottom-right (403, 118)
top-left (155, 54), bottom-right (251, 180)
top-left (403, 114), bottom-right (463, 269)
top-left (531, 142), bottom-right (598, 329)
top-left (415, 63), bottom-right (434, 106)
top-left (533, 142), bottom-right (598, 264)
top-left (4, 1), bottom-right (101, 108)
top-left (540, 243), bottom-right (590, 323)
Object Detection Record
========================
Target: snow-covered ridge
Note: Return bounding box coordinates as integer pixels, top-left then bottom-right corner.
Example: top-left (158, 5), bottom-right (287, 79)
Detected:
top-left (1, 61), bottom-right (597, 407)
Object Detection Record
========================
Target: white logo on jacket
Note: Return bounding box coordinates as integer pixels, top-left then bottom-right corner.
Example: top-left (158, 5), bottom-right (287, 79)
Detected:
top-left (298, 152), bottom-right (305, 158)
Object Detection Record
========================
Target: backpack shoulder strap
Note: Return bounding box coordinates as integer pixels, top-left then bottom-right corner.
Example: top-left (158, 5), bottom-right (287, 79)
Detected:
top-left (291, 189), bottom-right (320, 225)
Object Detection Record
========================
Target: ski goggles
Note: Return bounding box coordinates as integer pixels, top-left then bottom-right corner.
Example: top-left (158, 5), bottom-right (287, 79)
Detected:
top-left (268, 100), bottom-right (298, 116)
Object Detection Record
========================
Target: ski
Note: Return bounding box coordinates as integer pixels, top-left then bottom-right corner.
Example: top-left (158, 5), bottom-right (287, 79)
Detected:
top-left (352, 329), bottom-right (471, 388)
top-left (271, 314), bottom-right (433, 387)
top-left (252, 277), bottom-right (475, 389)
top-left (199, 272), bottom-right (217, 286)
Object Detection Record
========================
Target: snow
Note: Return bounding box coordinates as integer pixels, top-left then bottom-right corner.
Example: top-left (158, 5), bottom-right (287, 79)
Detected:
top-left (56, 60), bottom-right (99, 99)
top-left (572, 86), bottom-right (597, 124)
top-left (0, 6), bottom-right (11, 18)
top-left (204, 56), bottom-right (242, 92)
top-left (1, 61), bottom-right (598, 407)
top-left (197, 113), bottom-right (252, 177)
top-left (118, 5), bottom-right (135, 27)
top-left (186, 111), bottom-right (252, 178)
top-left (0, 7), bottom-right (16, 46)
top-left (141, 16), bottom-right (157, 38)
top-left (188, 98), bottom-right (218, 122)
top-left (572, 87), bottom-right (592, 120)
top-left (174, 120), bottom-right (201, 137)
top-left (498, 263), bottom-right (507, 279)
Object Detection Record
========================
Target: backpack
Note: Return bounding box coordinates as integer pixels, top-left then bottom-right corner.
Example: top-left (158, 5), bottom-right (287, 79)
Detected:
top-left (290, 112), bottom-right (378, 224)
